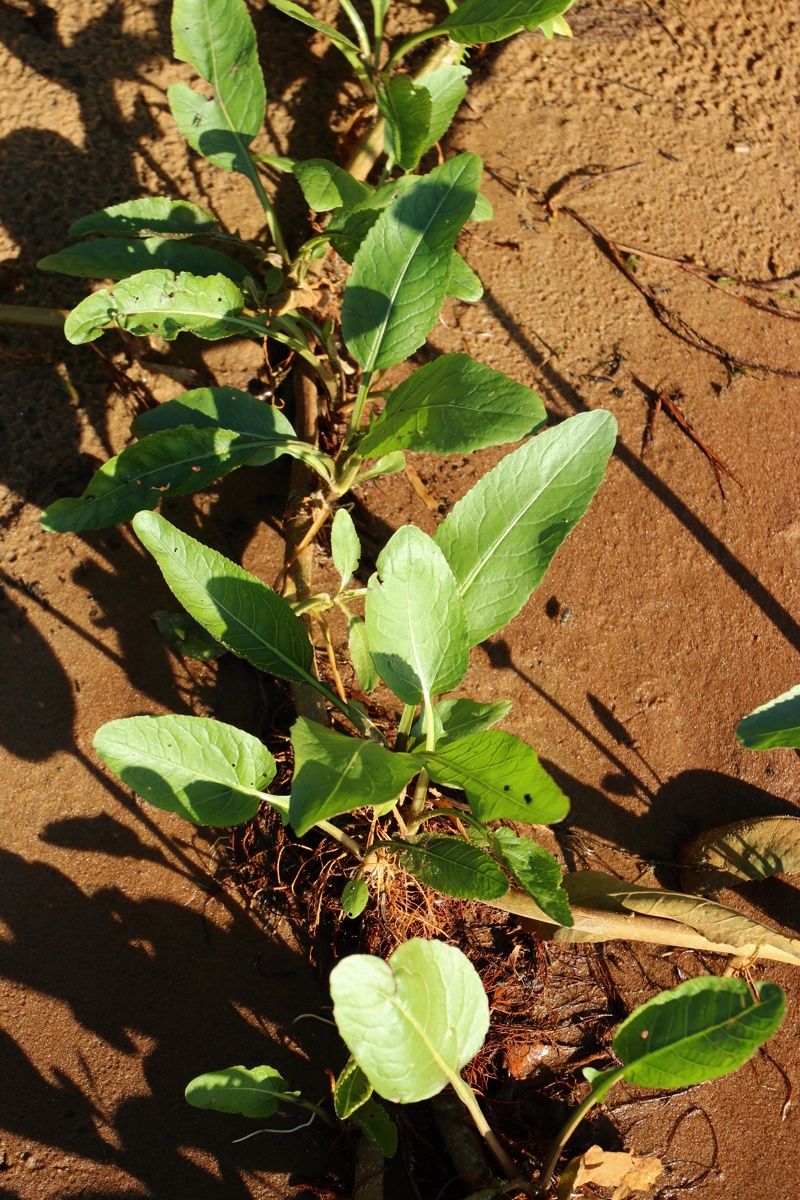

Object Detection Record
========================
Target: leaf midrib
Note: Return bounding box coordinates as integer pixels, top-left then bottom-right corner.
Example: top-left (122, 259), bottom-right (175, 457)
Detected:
top-left (202, 0), bottom-right (259, 182)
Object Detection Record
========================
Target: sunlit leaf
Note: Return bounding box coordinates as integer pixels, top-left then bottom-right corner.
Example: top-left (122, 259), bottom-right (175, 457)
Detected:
top-left (292, 159), bottom-right (373, 211)
top-left (38, 238), bottom-right (249, 284)
top-left (69, 197), bottom-right (218, 238)
top-left (334, 1057), bottom-right (372, 1120)
top-left (490, 828), bottom-right (573, 925)
top-left (331, 508), bottom-right (361, 587)
top-left (399, 835), bottom-right (509, 900)
top-left (410, 698), bottom-right (512, 745)
top-left (341, 878), bottom-right (370, 919)
top-left (347, 616), bottom-right (379, 693)
top-left (185, 1065), bottom-right (299, 1117)
top-left (737, 683), bottom-right (800, 749)
top-left (447, 251), bottom-right (483, 303)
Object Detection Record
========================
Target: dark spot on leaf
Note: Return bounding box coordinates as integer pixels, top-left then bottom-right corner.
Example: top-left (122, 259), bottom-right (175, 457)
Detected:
top-left (503, 785), bottom-right (510, 792)
top-left (524, 793), bottom-right (532, 803)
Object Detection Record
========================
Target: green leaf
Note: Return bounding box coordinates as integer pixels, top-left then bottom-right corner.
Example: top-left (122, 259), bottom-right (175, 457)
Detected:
top-left (352, 1098), bottom-right (398, 1157)
top-left (348, 616), bottom-right (379, 694)
top-left (292, 159), bottom-right (372, 211)
top-left (131, 385), bottom-right (296, 450)
top-left (330, 939), bottom-right (490, 1104)
top-left (421, 731), bottom-right (569, 824)
top-left (416, 65), bottom-right (470, 152)
top-left (64, 269), bottom-right (245, 345)
top-left (133, 511), bottom-right (316, 684)
top-left (94, 714), bottom-right (276, 826)
top-left (378, 74), bottom-right (432, 172)
top-left (327, 176), bottom-right (418, 265)
top-left (437, 0), bottom-right (575, 44)
top-left (736, 683), bottom-right (800, 749)
top-left (469, 192), bottom-right (493, 222)
top-left (331, 508), bottom-right (361, 587)
top-left (365, 526), bottom-right (469, 706)
top-left (606, 977), bottom-right (785, 1095)
top-left (355, 451), bottom-right (407, 483)
top-left (169, 0), bottom-right (265, 176)
top-left (341, 878), bottom-right (370, 919)
top-left (40, 426), bottom-right (277, 532)
top-left (38, 238), bottom-right (249, 285)
top-left (268, 0), bottom-right (363, 65)
top-left (411, 698), bottom-right (511, 745)
top-left (342, 154), bottom-right (482, 374)
top-left (490, 828), bottom-right (572, 925)
top-left (185, 1065), bottom-right (299, 1118)
top-left (447, 251), bottom-right (483, 303)
top-left (69, 197), bottom-right (218, 238)
top-left (359, 353), bottom-right (545, 459)
top-left (436, 410), bottom-right (617, 644)
top-left (399, 835), bottom-right (509, 900)
top-left (153, 610), bottom-right (227, 660)
top-left (334, 1057), bottom-right (372, 1120)
top-left (289, 717), bottom-right (419, 836)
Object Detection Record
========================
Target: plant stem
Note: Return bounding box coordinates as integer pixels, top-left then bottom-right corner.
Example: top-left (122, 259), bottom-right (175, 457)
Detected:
top-left (250, 167), bottom-right (290, 264)
top-left (345, 376), bottom-right (372, 447)
top-left (0, 304), bottom-right (66, 327)
top-left (316, 819), bottom-right (364, 861)
top-left (395, 703), bottom-right (417, 752)
top-left (449, 1075), bottom-right (525, 1187)
top-left (535, 1072), bottom-right (623, 1196)
top-left (338, 0), bottom-right (372, 59)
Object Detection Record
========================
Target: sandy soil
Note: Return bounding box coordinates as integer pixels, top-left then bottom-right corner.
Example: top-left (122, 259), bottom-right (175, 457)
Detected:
top-left (1, 0), bottom-right (799, 1197)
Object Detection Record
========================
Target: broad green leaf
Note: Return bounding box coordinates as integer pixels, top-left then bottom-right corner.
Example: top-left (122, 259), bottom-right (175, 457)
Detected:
top-left (470, 192), bottom-right (494, 222)
top-left (681, 815), bottom-right (800, 891)
top-left (378, 75), bottom-right (432, 172)
top-left (348, 616), bottom-right (379, 694)
top-left (69, 197), bottom-right (218, 238)
top-left (359, 353), bottom-right (545, 458)
top-left (185, 1065), bottom-right (298, 1117)
top-left (289, 717), bottom-right (418, 835)
top-left (41, 426), bottom-right (274, 532)
top-left (436, 0), bottom-right (574, 44)
top-left (411, 698), bottom-right (512, 745)
top-left (292, 159), bottom-right (372, 211)
top-left (153, 610), bottom-right (226, 660)
top-left (268, 0), bottom-right (363, 65)
top-left (352, 1098), bottom-right (398, 1157)
top-left (736, 683), bottom-right (800, 749)
top-left (436, 410), bottom-right (617, 644)
top-left (94, 714), bottom-right (276, 826)
top-left (447, 251), bottom-right (483, 303)
top-left (331, 508), bottom-right (361, 587)
top-left (132, 385), bottom-right (296, 448)
top-left (416, 65), bottom-right (470, 152)
top-left (399, 835), bottom-right (509, 900)
top-left (329, 939), bottom-right (489, 1103)
top-left (490, 828), bottom-right (573, 925)
top-left (365, 526), bottom-right (469, 706)
top-left (64, 269), bottom-right (245, 345)
top-left (564, 871), bottom-right (800, 961)
top-left (169, 0), bottom-right (265, 175)
top-left (133, 511), bottom-right (316, 684)
top-left (342, 154), bottom-right (482, 373)
top-left (327, 176), bottom-right (418, 265)
top-left (341, 878), bottom-right (370, 919)
top-left (593, 977), bottom-right (785, 1098)
top-left (334, 1058), bottom-right (372, 1120)
top-left (421, 731), bottom-right (569, 825)
top-left (38, 237), bottom-right (249, 285)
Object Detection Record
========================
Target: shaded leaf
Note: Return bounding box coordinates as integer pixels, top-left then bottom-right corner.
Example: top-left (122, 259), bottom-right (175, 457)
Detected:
top-left (399, 835), bottom-right (509, 900)
top-left (132, 385), bottom-right (296, 447)
top-left (169, 0), bottom-right (265, 176)
top-left (289, 717), bottom-right (418, 836)
top-left (341, 878), bottom-right (370, 919)
top-left (680, 815), bottom-right (800, 892)
top-left (421, 731), bottom-right (569, 825)
top-left (378, 74), bottom-right (432, 171)
top-left (365, 526), bottom-right (469, 706)
top-left (410, 698), bottom-right (512, 745)
top-left (342, 154), bottom-right (482, 373)
top-left (347, 616), bottom-right (379, 693)
top-left (38, 237), bottom-right (249, 285)
top-left (153, 610), bottom-right (226, 660)
top-left (352, 1098), bottom-right (398, 1157)
top-left (64, 269), bottom-right (245, 345)
top-left (69, 197), bottom-right (218, 238)
top-left (94, 714), bottom-right (277, 826)
top-left (268, 0), bottom-right (363, 65)
top-left (435, 410), bottom-right (617, 644)
top-left (736, 683), bottom-right (800, 749)
top-left (359, 353), bottom-right (545, 459)
top-left (416, 65), bottom-right (470, 152)
top-left (292, 159), bottom-right (372, 211)
top-left (185, 1065), bottom-right (298, 1118)
top-left (331, 508), bottom-right (360, 587)
top-left (491, 828), bottom-right (573, 925)
top-left (329, 939), bottom-right (489, 1103)
top-left (447, 251), bottom-right (483, 303)
top-left (334, 1058), bottom-right (372, 1120)
top-left (133, 511), bottom-right (316, 684)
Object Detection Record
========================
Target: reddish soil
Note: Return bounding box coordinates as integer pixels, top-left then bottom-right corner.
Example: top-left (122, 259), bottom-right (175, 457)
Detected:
top-left (1, 1), bottom-right (798, 1197)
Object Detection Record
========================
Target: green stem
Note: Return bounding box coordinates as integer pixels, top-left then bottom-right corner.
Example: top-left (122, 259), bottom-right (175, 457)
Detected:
top-left (395, 703), bottom-right (417, 753)
top-left (250, 167), bottom-right (290, 264)
top-left (316, 819), bottom-right (364, 861)
top-left (345, 377), bottom-right (372, 447)
top-left (449, 1074), bottom-right (524, 1187)
top-left (408, 698), bottom-right (435, 825)
top-left (0, 304), bottom-right (66, 328)
top-left (386, 28), bottom-right (437, 70)
top-left (338, 0), bottom-right (372, 59)
top-left (535, 1071), bottom-right (623, 1196)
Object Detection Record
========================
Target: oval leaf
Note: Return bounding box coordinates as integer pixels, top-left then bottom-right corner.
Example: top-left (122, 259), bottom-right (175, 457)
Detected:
top-left (416, 65), bottom-right (470, 153)
top-left (330, 939), bottom-right (490, 1104)
top-left (365, 526), bottom-right (469, 706)
top-left (69, 197), bottom-right (218, 238)
top-left (435, 409), bottom-right (617, 645)
top-left (94, 714), bottom-right (276, 826)
top-left (289, 717), bottom-right (419, 836)
top-left (447, 251), bottom-right (483, 303)
top-left (399, 835), bottom-right (509, 900)
top-left (341, 878), bottom-right (370, 920)
top-left (681, 815), bottom-right (800, 891)
top-left (292, 159), bottom-right (373, 211)
top-left (347, 616), bottom-right (379, 694)
top-left (334, 1058), bottom-right (372, 1120)
top-left (185, 1065), bottom-right (298, 1117)
top-left (133, 511), bottom-right (316, 685)
top-left (491, 828), bottom-right (573, 925)
top-left (38, 237), bottom-right (249, 284)
top-left (131, 385), bottom-right (296, 447)
top-left (378, 74), bottom-right (432, 172)
top-left (410, 698), bottom-right (512, 745)
top-left (736, 683), bottom-right (800, 749)
top-left (421, 731), bottom-right (569, 825)
top-left (342, 154), bottom-right (482, 374)
top-left (437, 0), bottom-right (574, 43)
top-left (359, 353), bottom-right (545, 459)
top-left (331, 508), bottom-right (361, 587)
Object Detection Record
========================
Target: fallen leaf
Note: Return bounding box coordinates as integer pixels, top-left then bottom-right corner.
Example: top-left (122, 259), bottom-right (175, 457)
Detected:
top-left (680, 815), bottom-right (800, 892)
top-left (557, 1144), bottom-right (663, 1199)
